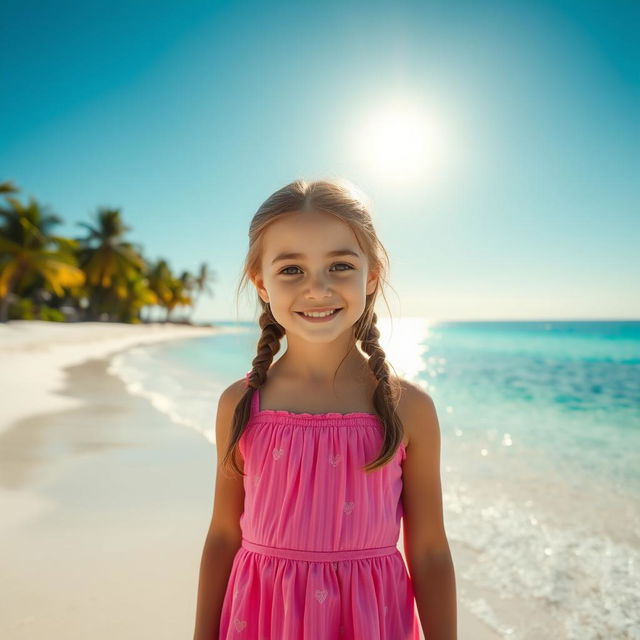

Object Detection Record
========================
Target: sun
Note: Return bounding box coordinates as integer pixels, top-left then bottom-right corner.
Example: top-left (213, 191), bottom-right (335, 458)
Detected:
top-left (357, 100), bottom-right (450, 185)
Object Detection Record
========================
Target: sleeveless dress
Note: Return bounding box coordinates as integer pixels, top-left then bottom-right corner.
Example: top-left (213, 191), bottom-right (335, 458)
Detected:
top-left (218, 373), bottom-right (421, 639)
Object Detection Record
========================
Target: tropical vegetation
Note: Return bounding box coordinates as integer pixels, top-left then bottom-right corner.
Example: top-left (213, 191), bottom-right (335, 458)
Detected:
top-left (0, 179), bottom-right (216, 324)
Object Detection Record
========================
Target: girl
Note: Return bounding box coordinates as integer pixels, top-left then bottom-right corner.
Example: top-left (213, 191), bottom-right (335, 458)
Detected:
top-left (193, 179), bottom-right (457, 640)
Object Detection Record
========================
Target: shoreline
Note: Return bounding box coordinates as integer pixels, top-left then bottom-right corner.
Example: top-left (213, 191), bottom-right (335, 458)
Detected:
top-left (0, 319), bottom-right (221, 434)
top-left (0, 354), bottom-right (218, 639)
top-left (0, 320), bottom-right (499, 639)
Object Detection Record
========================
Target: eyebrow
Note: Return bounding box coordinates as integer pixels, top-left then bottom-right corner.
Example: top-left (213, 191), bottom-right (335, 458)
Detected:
top-left (271, 249), bottom-right (360, 265)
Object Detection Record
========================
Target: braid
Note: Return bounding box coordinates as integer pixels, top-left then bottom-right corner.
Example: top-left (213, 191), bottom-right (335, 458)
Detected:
top-left (222, 304), bottom-right (285, 477)
top-left (358, 312), bottom-right (404, 472)
top-left (247, 304), bottom-right (286, 388)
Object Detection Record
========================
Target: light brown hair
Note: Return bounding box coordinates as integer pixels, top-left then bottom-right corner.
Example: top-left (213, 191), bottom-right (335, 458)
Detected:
top-left (223, 178), bottom-right (402, 477)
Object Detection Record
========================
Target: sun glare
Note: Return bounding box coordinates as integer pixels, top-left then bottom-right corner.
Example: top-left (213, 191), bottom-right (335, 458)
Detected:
top-left (357, 100), bottom-right (450, 186)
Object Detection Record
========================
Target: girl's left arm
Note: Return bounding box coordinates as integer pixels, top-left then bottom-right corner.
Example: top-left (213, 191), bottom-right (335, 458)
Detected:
top-left (400, 382), bottom-right (457, 640)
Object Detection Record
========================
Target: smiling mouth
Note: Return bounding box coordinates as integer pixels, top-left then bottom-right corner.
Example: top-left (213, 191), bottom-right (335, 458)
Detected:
top-left (295, 308), bottom-right (343, 319)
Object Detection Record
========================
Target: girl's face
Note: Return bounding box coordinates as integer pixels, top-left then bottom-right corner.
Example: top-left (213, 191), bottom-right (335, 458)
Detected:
top-left (253, 211), bottom-right (378, 343)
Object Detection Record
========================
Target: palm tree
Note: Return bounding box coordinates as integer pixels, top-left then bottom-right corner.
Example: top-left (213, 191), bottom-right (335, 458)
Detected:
top-left (146, 258), bottom-right (173, 321)
top-left (0, 180), bottom-right (19, 196)
top-left (144, 259), bottom-right (193, 322)
top-left (75, 207), bottom-right (145, 321)
top-left (177, 269), bottom-right (196, 321)
top-left (189, 262), bottom-right (216, 323)
top-left (0, 185), bottom-right (85, 322)
top-left (165, 273), bottom-right (193, 323)
top-left (114, 269), bottom-right (159, 323)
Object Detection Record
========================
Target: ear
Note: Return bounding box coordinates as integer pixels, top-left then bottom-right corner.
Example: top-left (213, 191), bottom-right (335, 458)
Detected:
top-left (251, 272), bottom-right (269, 304)
top-left (366, 269), bottom-right (379, 296)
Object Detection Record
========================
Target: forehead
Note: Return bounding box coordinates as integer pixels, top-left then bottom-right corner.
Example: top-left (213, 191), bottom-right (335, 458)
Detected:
top-left (262, 212), bottom-right (361, 259)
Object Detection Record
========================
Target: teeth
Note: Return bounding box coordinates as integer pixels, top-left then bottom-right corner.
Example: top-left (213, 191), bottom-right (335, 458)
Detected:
top-left (302, 309), bottom-right (337, 318)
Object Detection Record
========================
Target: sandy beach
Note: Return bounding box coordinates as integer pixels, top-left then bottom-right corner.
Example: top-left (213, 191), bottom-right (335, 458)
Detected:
top-left (0, 320), bottom-right (499, 639)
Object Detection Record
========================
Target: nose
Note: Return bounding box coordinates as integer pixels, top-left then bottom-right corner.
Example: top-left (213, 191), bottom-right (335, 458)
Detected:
top-left (304, 270), bottom-right (333, 299)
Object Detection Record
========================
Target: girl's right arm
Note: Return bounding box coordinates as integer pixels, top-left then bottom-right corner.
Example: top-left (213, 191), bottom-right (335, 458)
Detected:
top-left (193, 379), bottom-right (247, 640)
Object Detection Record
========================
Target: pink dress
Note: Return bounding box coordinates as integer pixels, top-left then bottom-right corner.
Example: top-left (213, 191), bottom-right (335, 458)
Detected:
top-left (218, 372), bottom-right (420, 639)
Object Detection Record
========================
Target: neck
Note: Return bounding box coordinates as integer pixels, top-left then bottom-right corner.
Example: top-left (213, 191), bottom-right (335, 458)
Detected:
top-left (274, 334), bottom-right (370, 385)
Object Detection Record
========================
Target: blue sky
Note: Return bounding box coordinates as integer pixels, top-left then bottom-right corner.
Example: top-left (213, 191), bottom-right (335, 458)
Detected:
top-left (1, 0), bottom-right (638, 322)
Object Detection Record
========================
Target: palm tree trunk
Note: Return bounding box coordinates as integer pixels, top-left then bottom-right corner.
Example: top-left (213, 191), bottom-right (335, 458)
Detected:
top-left (189, 293), bottom-right (201, 324)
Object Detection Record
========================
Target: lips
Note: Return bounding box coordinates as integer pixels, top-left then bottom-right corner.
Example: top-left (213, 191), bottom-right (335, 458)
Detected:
top-left (295, 308), bottom-right (343, 320)
top-left (296, 307), bottom-right (341, 313)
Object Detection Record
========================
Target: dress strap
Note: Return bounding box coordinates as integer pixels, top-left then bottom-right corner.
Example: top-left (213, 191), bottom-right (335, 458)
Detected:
top-left (251, 387), bottom-right (260, 415)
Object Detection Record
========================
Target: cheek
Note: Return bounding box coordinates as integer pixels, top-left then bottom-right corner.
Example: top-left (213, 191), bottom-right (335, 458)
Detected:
top-left (275, 279), bottom-right (299, 290)
top-left (346, 274), bottom-right (367, 291)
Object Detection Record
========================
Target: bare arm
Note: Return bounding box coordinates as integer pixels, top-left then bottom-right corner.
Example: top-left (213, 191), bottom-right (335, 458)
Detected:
top-left (401, 382), bottom-right (457, 640)
top-left (193, 379), bottom-right (247, 640)
top-left (193, 536), bottom-right (241, 640)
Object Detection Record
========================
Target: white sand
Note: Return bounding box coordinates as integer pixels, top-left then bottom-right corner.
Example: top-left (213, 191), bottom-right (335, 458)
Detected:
top-left (0, 320), bottom-right (219, 434)
top-left (0, 320), bottom-right (499, 639)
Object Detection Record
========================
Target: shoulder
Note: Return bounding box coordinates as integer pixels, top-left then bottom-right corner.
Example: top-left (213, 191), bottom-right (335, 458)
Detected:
top-left (215, 377), bottom-right (250, 441)
top-left (219, 376), bottom-right (249, 408)
top-left (393, 376), bottom-right (439, 449)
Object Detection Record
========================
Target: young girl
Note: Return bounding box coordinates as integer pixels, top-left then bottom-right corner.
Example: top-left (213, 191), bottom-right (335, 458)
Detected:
top-left (193, 179), bottom-right (457, 640)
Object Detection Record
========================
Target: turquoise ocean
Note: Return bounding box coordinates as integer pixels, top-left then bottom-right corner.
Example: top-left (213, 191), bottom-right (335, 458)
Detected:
top-left (109, 319), bottom-right (639, 639)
